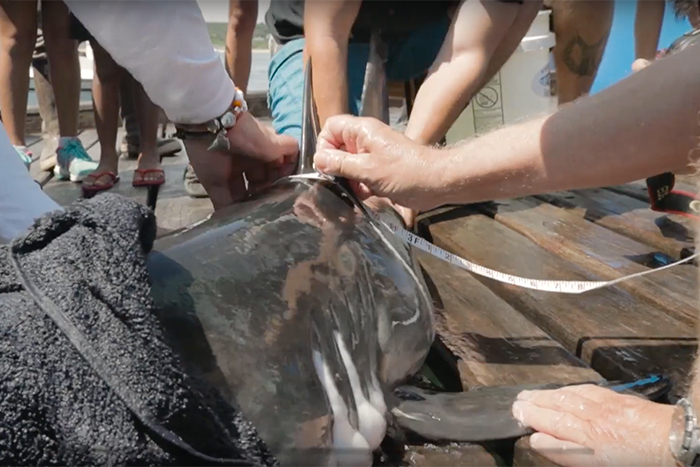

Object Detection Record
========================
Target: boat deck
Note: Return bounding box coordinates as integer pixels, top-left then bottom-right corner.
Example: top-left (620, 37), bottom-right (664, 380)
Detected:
top-left (26, 120), bottom-right (698, 466)
top-left (412, 179), bottom-right (698, 465)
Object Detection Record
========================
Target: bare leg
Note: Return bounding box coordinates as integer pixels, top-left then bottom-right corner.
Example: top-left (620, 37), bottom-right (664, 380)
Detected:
top-left (0, 0), bottom-right (38, 146)
top-left (42, 0), bottom-right (80, 137)
top-left (132, 77), bottom-right (163, 185)
top-left (551, 0), bottom-right (614, 105)
top-left (690, 8), bottom-right (700, 29)
top-left (85, 40), bottom-right (121, 188)
top-left (634, 0), bottom-right (664, 72)
top-left (225, 0), bottom-right (257, 93)
top-left (33, 52), bottom-right (60, 170)
top-left (119, 73), bottom-right (140, 156)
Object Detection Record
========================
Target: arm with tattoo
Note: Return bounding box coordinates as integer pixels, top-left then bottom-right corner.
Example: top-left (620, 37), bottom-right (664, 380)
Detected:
top-left (551, 0), bottom-right (613, 104)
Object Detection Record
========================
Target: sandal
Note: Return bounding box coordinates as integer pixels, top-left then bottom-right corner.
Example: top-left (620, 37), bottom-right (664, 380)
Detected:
top-left (133, 168), bottom-right (165, 187)
top-left (81, 171), bottom-right (119, 198)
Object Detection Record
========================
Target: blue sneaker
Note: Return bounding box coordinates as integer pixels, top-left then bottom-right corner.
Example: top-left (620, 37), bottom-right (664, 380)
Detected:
top-left (54, 137), bottom-right (98, 182)
top-left (14, 145), bottom-right (32, 170)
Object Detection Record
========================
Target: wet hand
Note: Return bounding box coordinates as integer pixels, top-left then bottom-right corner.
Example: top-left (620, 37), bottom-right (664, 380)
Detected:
top-left (184, 113), bottom-right (298, 210)
top-left (512, 384), bottom-right (676, 467)
top-left (313, 115), bottom-right (447, 212)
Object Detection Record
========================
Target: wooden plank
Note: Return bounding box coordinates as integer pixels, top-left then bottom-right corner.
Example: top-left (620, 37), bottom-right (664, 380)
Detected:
top-left (84, 130), bottom-right (103, 162)
top-left (676, 174), bottom-right (697, 186)
top-left (26, 133), bottom-right (41, 150)
top-left (153, 195), bottom-right (212, 236)
top-left (513, 438), bottom-right (558, 467)
top-left (418, 250), bottom-right (601, 389)
top-left (28, 136), bottom-right (51, 186)
top-left (43, 161), bottom-right (190, 206)
top-left (402, 444), bottom-right (502, 467)
top-left (426, 208), bottom-right (696, 400)
top-left (78, 128), bottom-right (99, 154)
top-left (417, 224), bottom-right (601, 467)
top-left (536, 189), bottom-right (695, 257)
top-left (478, 197), bottom-right (698, 327)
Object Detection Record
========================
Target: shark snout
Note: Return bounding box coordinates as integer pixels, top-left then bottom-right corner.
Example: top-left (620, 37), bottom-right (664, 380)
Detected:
top-left (312, 331), bottom-right (388, 466)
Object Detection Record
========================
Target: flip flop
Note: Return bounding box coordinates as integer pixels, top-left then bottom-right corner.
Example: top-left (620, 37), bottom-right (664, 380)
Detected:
top-left (81, 171), bottom-right (119, 198)
top-left (133, 168), bottom-right (165, 187)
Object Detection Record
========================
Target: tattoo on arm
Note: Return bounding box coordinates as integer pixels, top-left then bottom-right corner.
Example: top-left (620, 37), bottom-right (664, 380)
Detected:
top-left (562, 35), bottom-right (608, 77)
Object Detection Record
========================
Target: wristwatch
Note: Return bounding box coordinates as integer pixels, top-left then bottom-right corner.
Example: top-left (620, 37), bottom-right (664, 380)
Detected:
top-left (669, 398), bottom-right (700, 466)
top-left (174, 87), bottom-right (248, 152)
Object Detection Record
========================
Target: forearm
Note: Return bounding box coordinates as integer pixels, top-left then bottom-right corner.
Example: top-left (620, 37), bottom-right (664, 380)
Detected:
top-left (437, 45), bottom-right (700, 205)
top-left (404, 0), bottom-right (518, 145)
top-left (307, 40), bottom-right (350, 126)
top-left (404, 52), bottom-right (488, 145)
top-left (226, 0), bottom-right (258, 93)
top-left (66, 0), bottom-right (234, 124)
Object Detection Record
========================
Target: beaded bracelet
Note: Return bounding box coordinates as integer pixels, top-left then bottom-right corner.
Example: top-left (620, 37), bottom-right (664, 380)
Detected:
top-left (174, 87), bottom-right (248, 152)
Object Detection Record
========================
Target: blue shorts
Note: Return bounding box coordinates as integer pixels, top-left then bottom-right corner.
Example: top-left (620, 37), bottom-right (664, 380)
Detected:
top-left (267, 16), bottom-right (451, 144)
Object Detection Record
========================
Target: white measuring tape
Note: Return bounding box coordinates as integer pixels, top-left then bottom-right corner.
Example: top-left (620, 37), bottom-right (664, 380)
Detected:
top-left (287, 173), bottom-right (699, 294)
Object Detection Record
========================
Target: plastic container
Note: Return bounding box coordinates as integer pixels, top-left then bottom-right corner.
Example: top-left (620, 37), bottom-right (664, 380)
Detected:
top-left (445, 9), bottom-right (557, 143)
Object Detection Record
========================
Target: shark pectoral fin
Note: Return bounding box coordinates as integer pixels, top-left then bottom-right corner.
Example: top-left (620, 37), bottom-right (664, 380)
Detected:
top-left (391, 385), bottom-right (537, 443)
top-left (392, 375), bottom-right (672, 443)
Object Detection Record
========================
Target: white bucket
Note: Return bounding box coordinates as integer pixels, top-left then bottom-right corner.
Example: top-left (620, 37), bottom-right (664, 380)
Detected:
top-left (445, 9), bottom-right (556, 143)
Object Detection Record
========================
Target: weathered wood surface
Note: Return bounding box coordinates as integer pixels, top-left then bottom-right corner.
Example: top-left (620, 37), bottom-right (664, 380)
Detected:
top-left (418, 250), bottom-right (601, 389)
top-left (536, 189), bottom-right (695, 258)
top-left (29, 122), bottom-right (698, 466)
top-left (477, 197), bottom-right (698, 326)
top-left (33, 127), bottom-right (214, 236)
top-left (418, 246), bottom-right (603, 467)
top-left (402, 444), bottom-right (502, 467)
top-left (423, 207), bottom-right (696, 400)
top-left (418, 183), bottom-right (697, 465)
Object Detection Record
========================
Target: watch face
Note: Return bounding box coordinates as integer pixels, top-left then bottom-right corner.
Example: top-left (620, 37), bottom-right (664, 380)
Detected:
top-left (670, 405), bottom-right (687, 456)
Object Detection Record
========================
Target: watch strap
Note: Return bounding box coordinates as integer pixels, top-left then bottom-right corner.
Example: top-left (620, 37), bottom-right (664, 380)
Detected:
top-left (675, 398), bottom-right (700, 466)
top-left (174, 87), bottom-right (248, 152)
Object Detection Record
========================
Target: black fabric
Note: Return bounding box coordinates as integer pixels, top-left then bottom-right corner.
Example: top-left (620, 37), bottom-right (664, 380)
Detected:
top-left (68, 12), bottom-right (93, 43)
top-left (0, 193), bottom-right (276, 466)
top-left (266, 0), bottom-right (460, 44)
top-left (644, 30), bottom-right (700, 225)
top-left (646, 172), bottom-right (700, 220)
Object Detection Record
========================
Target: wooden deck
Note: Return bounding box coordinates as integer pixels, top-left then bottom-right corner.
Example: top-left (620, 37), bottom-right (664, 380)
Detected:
top-left (28, 126), bottom-right (215, 237)
top-left (413, 178), bottom-right (698, 465)
top-left (26, 126), bottom-right (699, 466)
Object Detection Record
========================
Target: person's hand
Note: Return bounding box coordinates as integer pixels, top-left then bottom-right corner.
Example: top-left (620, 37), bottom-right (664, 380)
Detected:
top-left (313, 115), bottom-right (447, 213)
top-left (512, 384), bottom-right (676, 467)
top-left (185, 112), bottom-right (298, 210)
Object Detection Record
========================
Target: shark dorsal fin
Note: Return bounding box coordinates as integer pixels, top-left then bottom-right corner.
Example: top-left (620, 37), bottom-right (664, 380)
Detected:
top-left (297, 30), bottom-right (388, 175)
top-left (360, 30), bottom-right (389, 124)
top-left (298, 58), bottom-right (321, 175)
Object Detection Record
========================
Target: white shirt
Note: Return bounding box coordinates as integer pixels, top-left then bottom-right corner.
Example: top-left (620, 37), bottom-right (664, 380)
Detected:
top-left (65, 0), bottom-right (236, 125)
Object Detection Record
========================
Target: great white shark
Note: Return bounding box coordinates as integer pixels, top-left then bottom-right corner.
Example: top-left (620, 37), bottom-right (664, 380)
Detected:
top-left (145, 31), bottom-right (672, 466)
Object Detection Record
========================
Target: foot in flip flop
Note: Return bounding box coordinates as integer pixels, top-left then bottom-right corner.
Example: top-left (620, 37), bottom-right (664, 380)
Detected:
top-left (132, 152), bottom-right (165, 187)
top-left (82, 160), bottom-right (120, 197)
top-left (82, 172), bottom-right (120, 198)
